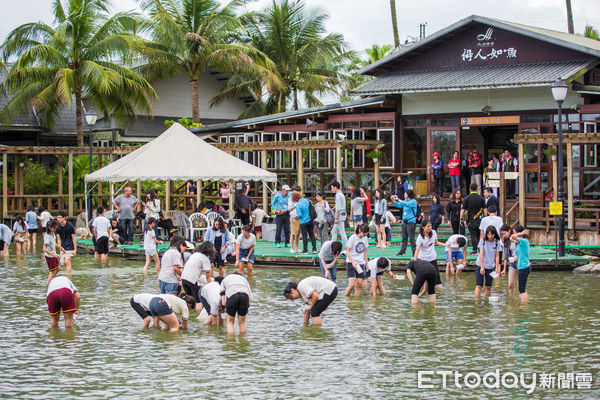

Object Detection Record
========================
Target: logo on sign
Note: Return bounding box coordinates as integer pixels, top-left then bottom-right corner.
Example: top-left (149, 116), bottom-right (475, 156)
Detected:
top-left (477, 28), bottom-right (493, 41)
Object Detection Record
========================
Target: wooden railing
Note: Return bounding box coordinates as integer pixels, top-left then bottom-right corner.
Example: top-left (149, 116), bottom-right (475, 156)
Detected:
top-left (505, 201), bottom-right (520, 228)
top-left (524, 206), bottom-right (600, 233)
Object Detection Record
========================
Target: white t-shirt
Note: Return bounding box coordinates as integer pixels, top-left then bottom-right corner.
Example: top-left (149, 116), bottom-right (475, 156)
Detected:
top-left (40, 211), bottom-right (52, 227)
top-left (182, 252), bottom-right (211, 284)
top-left (92, 216), bottom-right (110, 239)
top-left (236, 233), bottom-right (256, 249)
top-left (384, 211), bottom-right (396, 228)
top-left (288, 198), bottom-right (298, 218)
top-left (158, 248), bottom-right (183, 284)
top-left (416, 230), bottom-right (438, 262)
top-left (158, 294), bottom-right (189, 320)
top-left (252, 209), bottom-right (266, 226)
top-left (143, 230), bottom-right (156, 251)
top-left (367, 257), bottom-right (392, 279)
top-left (200, 281), bottom-right (222, 316)
top-left (132, 293), bottom-right (157, 311)
top-left (446, 234), bottom-right (468, 250)
top-left (346, 234), bottom-right (368, 264)
top-left (480, 215), bottom-right (504, 237)
top-left (221, 273), bottom-right (252, 299)
top-left (297, 276), bottom-right (336, 303)
top-left (46, 276), bottom-right (77, 296)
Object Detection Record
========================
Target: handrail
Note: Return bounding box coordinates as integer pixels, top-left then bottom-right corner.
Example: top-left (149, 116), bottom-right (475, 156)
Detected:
top-left (505, 200), bottom-right (519, 228)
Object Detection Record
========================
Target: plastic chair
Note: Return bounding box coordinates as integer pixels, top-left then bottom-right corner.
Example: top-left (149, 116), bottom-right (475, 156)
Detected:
top-left (189, 212), bottom-right (209, 242)
top-left (206, 212), bottom-right (220, 227)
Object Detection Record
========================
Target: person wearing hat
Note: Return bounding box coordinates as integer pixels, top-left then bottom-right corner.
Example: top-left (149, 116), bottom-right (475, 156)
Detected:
top-left (271, 185), bottom-right (291, 248)
top-left (431, 152), bottom-right (444, 197)
top-left (284, 276), bottom-right (338, 325)
top-left (469, 149), bottom-right (483, 195)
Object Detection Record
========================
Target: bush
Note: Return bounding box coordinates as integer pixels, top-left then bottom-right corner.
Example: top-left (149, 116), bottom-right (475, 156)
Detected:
top-left (24, 163), bottom-right (57, 194)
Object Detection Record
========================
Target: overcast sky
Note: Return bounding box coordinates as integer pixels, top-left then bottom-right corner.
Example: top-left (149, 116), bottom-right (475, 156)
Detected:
top-left (1, 0), bottom-right (599, 55)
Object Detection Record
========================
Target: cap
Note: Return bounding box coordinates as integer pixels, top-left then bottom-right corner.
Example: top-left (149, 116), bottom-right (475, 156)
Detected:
top-left (281, 185), bottom-right (291, 191)
top-left (432, 152), bottom-right (440, 157)
top-left (473, 149), bottom-right (479, 154)
top-left (468, 151), bottom-right (473, 156)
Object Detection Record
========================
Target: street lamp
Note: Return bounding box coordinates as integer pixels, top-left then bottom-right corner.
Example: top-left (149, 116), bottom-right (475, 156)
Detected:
top-left (85, 108), bottom-right (98, 222)
top-left (551, 78), bottom-right (568, 257)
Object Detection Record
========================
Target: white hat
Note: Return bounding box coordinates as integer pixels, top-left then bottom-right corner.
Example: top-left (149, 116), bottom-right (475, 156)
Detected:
top-left (281, 185), bottom-right (291, 191)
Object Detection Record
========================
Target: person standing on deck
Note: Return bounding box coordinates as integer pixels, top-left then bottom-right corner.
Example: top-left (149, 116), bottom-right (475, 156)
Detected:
top-left (330, 181), bottom-right (348, 249)
top-left (502, 149), bottom-right (518, 199)
top-left (461, 183), bottom-right (485, 255)
top-left (235, 188), bottom-right (256, 226)
top-left (392, 190), bottom-right (418, 257)
top-left (469, 150), bottom-right (483, 195)
top-left (448, 151), bottom-right (462, 192)
top-left (272, 185), bottom-right (291, 249)
top-left (431, 152), bottom-right (444, 197)
top-left (112, 186), bottom-right (140, 245)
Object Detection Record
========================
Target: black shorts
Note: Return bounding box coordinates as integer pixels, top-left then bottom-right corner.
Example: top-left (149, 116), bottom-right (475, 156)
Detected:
top-left (130, 297), bottom-right (151, 319)
top-left (41, 227), bottom-right (47, 233)
top-left (518, 267), bottom-right (531, 294)
top-left (310, 287), bottom-right (338, 317)
top-left (0, 240), bottom-right (4, 249)
top-left (182, 279), bottom-right (201, 302)
top-left (475, 267), bottom-right (494, 287)
top-left (91, 236), bottom-right (97, 251)
top-left (374, 214), bottom-right (385, 225)
top-left (385, 227), bottom-right (391, 242)
top-left (96, 236), bottom-right (109, 254)
top-left (411, 269), bottom-right (438, 295)
top-left (346, 263), bottom-right (365, 279)
top-left (225, 292), bottom-right (249, 317)
top-left (28, 228), bottom-right (37, 234)
top-left (198, 294), bottom-right (212, 315)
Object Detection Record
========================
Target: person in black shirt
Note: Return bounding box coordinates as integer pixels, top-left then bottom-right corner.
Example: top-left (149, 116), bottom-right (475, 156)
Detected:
top-left (429, 194), bottom-right (445, 231)
top-left (483, 187), bottom-right (499, 216)
top-left (234, 189), bottom-right (256, 226)
top-left (461, 183), bottom-right (485, 254)
top-left (56, 211), bottom-right (77, 273)
top-left (502, 149), bottom-right (518, 199)
top-left (446, 189), bottom-right (464, 235)
top-left (406, 260), bottom-right (441, 305)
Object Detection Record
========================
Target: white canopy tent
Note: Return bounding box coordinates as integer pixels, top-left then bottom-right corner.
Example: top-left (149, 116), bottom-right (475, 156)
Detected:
top-left (84, 123), bottom-right (277, 218)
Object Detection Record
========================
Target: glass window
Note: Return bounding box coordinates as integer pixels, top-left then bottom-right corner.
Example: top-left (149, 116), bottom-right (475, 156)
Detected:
top-left (431, 118), bottom-right (460, 126)
top-left (360, 121), bottom-right (377, 128)
top-left (326, 122), bottom-right (341, 129)
top-left (378, 120), bottom-right (394, 127)
top-left (343, 121), bottom-right (359, 129)
top-left (404, 128), bottom-right (427, 168)
top-left (378, 129), bottom-right (394, 168)
top-left (403, 119), bottom-right (429, 127)
top-left (522, 115), bottom-right (552, 123)
top-left (523, 144), bottom-right (538, 164)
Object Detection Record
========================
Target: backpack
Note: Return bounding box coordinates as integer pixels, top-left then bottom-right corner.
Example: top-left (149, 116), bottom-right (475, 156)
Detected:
top-left (308, 201), bottom-right (317, 221)
top-left (324, 206), bottom-right (335, 225)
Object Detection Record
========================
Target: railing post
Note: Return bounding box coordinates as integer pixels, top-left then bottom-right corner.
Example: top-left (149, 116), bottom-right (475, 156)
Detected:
top-left (518, 143), bottom-right (525, 226)
top-left (68, 153), bottom-right (73, 217)
top-left (58, 155), bottom-right (63, 210)
top-left (2, 153), bottom-right (7, 219)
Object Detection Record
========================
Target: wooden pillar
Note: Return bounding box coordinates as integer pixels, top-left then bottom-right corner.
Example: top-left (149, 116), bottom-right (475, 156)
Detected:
top-left (374, 158), bottom-right (380, 189)
top-left (68, 153), bottom-right (74, 217)
top-left (97, 155), bottom-right (103, 207)
top-left (196, 180), bottom-right (202, 206)
top-left (136, 180), bottom-right (142, 201)
top-left (2, 153), bottom-right (7, 219)
top-left (57, 155), bottom-right (63, 210)
top-left (518, 142), bottom-right (525, 226)
top-left (229, 180), bottom-right (235, 218)
top-left (336, 145), bottom-right (342, 184)
top-left (262, 150), bottom-right (268, 212)
top-left (165, 181), bottom-right (171, 212)
top-left (109, 183), bottom-right (115, 210)
top-left (499, 172), bottom-right (506, 220)
top-left (567, 142), bottom-right (574, 230)
top-left (296, 149), bottom-right (303, 189)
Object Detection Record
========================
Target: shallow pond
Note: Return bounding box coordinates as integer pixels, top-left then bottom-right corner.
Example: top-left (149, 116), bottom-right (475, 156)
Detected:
top-left (0, 248), bottom-right (598, 399)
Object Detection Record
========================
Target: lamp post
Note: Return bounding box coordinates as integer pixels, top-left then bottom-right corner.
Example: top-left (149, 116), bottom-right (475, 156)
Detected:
top-left (551, 78), bottom-right (568, 257)
top-left (85, 108), bottom-right (98, 222)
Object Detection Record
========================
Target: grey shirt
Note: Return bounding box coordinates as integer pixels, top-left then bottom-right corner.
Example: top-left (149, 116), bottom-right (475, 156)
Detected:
top-left (335, 192), bottom-right (346, 216)
top-left (114, 194), bottom-right (139, 220)
top-left (0, 224), bottom-right (14, 244)
top-left (476, 238), bottom-right (503, 269)
top-left (319, 240), bottom-right (337, 262)
top-left (351, 197), bottom-right (365, 216)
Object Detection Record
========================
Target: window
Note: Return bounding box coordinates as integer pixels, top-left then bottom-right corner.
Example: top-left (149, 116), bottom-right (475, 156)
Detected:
top-left (325, 122), bottom-right (341, 129)
top-left (219, 136), bottom-right (228, 144)
top-left (312, 131), bottom-right (329, 169)
top-left (378, 120), bottom-right (394, 127)
top-left (360, 121), bottom-right (377, 128)
top-left (261, 132), bottom-right (276, 168)
top-left (343, 121), bottom-right (359, 129)
top-left (296, 131), bottom-right (311, 168)
top-left (403, 128), bottom-right (427, 168)
top-left (278, 132), bottom-right (294, 169)
top-left (377, 129), bottom-right (394, 168)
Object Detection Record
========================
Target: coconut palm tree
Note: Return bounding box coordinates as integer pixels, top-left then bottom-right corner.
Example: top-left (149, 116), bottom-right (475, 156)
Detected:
top-left (213, 0), bottom-right (348, 115)
top-left (584, 25), bottom-right (600, 40)
top-left (390, 0), bottom-right (400, 48)
top-left (565, 0), bottom-right (574, 34)
top-left (0, 0), bottom-right (156, 146)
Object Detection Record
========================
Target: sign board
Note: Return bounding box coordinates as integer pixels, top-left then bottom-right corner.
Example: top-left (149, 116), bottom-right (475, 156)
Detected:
top-left (487, 180), bottom-right (501, 188)
top-left (504, 172), bottom-right (519, 180)
top-left (461, 116), bottom-right (520, 126)
top-left (549, 202), bottom-right (563, 216)
top-left (356, 145), bottom-right (369, 150)
top-left (487, 172), bottom-right (500, 180)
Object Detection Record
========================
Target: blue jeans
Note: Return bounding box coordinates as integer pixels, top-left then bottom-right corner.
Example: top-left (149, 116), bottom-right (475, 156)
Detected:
top-left (120, 218), bottom-right (135, 242)
top-left (450, 175), bottom-right (461, 192)
top-left (158, 280), bottom-right (179, 294)
top-left (319, 258), bottom-right (337, 282)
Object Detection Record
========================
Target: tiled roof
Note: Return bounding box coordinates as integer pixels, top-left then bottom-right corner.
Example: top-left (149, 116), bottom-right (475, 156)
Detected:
top-left (123, 116), bottom-right (233, 137)
top-left (352, 60), bottom-right (595, 95)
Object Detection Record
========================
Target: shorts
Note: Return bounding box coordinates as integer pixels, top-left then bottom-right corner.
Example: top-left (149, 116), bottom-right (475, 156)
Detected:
top-left (145, 248), bottom-right (157, 257)
top-left (198, 294), bottom-right (212, 315)
top-left (352, 215), bottom-right (363, 223)
top-left (518, 267), bottom-right (531, 294)
top-left (47, 288), bottom-right (77, 315)
top-left (346, 262), bottom-right (365, 279)
top-left (28, 228), bottom-right (37, 234)
top-left (374, 213), bottom-right (385, 225)
top-left (385, 227), bottom-right (391, 242)
top-left (369, 267), bottom-right (385, 279)
top-left (212, 255), bottom-right (225, 268)
top-left (0, 240), bottom-right (4, 250)
top-left (91, 236), bottom-right (97, 252)
top-left (96, 236), bottom-right (109, 255)
top-left (475, 267), bottom-right (494, 287)
top-left (254, 226), bottom-right (262, 233)
top-left (508, 262), bottom-right (517, 271)
top-left (310, 287), bottom-right (338, 317)
top-left (225, 292), bottom-right (250, 317)
top-left (41, 227), bottom-right (47, 233)
top-left (445, 249), bottom-right (464, 263)
top-left (158, 280), bottom-right (179, 294)
top-left (130, 297), bottom-right (151, 319)
top-left (238, 248), bottom-right (255, 264)
top-left (60, 250), bottom-right (75, 265)
top-left (411, 269), bottom-right (438, 295)
top-left (45, 256), bottom-right (59, 271)
top-left (182, 279), bottom-right (201, 302)
top-left (291, 218), bottom-right (301, 236)
top-left (148, 297), bottom-right (173, 317)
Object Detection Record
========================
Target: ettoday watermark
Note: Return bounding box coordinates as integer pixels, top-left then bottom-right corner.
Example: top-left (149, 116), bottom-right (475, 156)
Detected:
top-left (417, 370), bottom-right (593, 394)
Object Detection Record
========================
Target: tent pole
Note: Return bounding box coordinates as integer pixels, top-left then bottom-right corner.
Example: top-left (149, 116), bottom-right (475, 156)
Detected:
top-left (261, 150), bottom-right (268, 212)
top-left (109, 183), bottom-right (115, 211)
top-left (68, 153), bottom-right (73, 217)
top-left (229, 180), bottom-right (235, 219)
top-left (196, 180), bottom-right (202, 208)
top-left (84, 181), bottom-right (89, 225)
top-left (165, 181), bottom-right (171, 213)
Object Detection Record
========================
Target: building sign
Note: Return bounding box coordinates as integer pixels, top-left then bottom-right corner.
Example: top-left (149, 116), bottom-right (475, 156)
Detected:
top-left (549, 201), bottom-right (563, 216)
top-left (461, 116), bottom-right (520, 126)
top-left (461, 27), bottom-right (518, 62)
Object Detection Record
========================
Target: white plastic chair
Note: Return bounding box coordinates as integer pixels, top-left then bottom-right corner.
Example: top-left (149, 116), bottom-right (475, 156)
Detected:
top-left (206, 212), bottom-right (220, 227)
top-left (189, 212), bottom-right (209, 242)
top-left (105, 210), bottom-right (117, 220)
top-left (172, 211), bottom-right (189, 239)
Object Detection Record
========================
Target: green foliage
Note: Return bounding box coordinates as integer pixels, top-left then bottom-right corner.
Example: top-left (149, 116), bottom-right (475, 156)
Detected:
top-left (584, 25), bottom-right (600, 40)
top-left (164, 117), bottom-right (203, 128)
top-left (366, 150), bottom-right (383, 159)
top-left (24, 163), bottom-right (58, 194)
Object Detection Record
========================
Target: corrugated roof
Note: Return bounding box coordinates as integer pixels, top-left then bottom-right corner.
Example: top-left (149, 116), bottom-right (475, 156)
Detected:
top-left (359, 15), bottom-right (600, 75)
top-left (353, 60), bottom-right (595, 95)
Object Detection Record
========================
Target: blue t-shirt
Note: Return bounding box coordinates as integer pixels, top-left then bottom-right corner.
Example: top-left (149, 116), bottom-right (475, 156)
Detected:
top-left (516, 238), bottom-right (530, 270)
top-left (296, 198), bottom-right (311, 224)
top-left (25, 211), bottom-right (38, 229)
top-left (393, 199), bottom-right (417, 223)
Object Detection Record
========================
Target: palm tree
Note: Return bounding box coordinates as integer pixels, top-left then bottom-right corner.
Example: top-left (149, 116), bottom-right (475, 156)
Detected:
top-left (390, 0), bottom-right (400, 48)
top-left (584, 25), bottom-right (600, 40)
top-left (139, 0), bottom-right (261, 123)
top-left (0, 0), bottom-right (156, 146)
top-left (565, 0), bottom-right (574, 34)
top-left (363, 44), bottom-right (394, 66)
top-left (213, 0), bottom-right (348, 115)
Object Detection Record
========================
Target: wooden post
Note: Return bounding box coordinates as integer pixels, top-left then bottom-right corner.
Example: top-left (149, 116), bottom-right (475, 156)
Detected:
top-left (296, 149), bottom-right (304, 189)
top-left (499, 172), bottom-right (506, 220)
top-left (374, 158), bottom-right (380, 190)
top-left (262, 150), bottom-right (268, 212)
top-left (196, 180), bottom-right (202, 207)
top-left (68, 153), bottom-right (73, 217)
top-left (97, 155), bottom-right (103, 206)
top-left (58, 155), bottom-right (63, 210)
top-left (336, 145), bottom-right (342, 184)
top-left (2, 153), bottom-right (7, 219)
top-left (518, 142), bottom-right (525, 226)
top-left (165, 181), bottom-right (171, 212)
top-left (109, 183), bottom-right (115, 210)
top-left (136, 180), bottom-right (142, 201)
top-left (567, 142), bottom-right (574, 230)
top-left (229, 180), bottom-right (235, 218)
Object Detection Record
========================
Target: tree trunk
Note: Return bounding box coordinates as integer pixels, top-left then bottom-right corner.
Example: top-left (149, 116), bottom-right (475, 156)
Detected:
top-left (565, 0), bottom-right (574, 33)
top-left (278, 94), bottom-right (286, 113)
top-left (390, 0), bottom-right (400, 48)
top-left (190, 78), bottom-right (200, 123)
top-left (293, 88), bottom-right (299, 111)
top-left (75, 90), bottom-right (84, 147)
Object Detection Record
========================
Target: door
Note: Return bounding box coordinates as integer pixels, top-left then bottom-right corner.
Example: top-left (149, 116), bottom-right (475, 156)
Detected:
top-left (428, 128), bottom-right (459, 195)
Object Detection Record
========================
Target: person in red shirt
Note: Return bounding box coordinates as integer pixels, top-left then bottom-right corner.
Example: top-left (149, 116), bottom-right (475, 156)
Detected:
top-left (448, 150), bottom-right (461, 192)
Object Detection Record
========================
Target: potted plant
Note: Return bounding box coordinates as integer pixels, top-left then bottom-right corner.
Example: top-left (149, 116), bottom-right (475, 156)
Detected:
top-left (543, 146), bottom-right (557, 161)
top-left (366, 149), bottom-right (383, 163)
